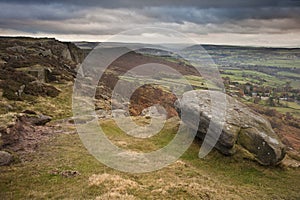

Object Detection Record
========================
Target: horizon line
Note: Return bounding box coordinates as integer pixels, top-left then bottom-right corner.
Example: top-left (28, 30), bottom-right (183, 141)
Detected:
top-left (1, 35), bottom-right (299, 49)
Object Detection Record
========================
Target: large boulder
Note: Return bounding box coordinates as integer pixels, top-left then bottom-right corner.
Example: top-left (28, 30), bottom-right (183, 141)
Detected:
top-left (27, 114), bottom-right (52, 126)
top-left (176, 90), bottom-right (286, 165)
top-left (0, 151), bottom-right (13, 166)
top-left (0, 112), bottom-right (52, 153)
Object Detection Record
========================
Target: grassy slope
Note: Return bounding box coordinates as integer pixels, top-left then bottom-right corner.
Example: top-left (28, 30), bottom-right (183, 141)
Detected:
top-left (0, 56), bottom-right (299, 199)
top-left (0, 82), bottom-right (73, 120)
top-left (0, 118), bottom-right (299, 199)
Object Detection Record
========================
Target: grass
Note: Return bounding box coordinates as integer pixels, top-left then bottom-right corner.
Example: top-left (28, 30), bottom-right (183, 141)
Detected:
top-left (286, 101), bottom-right (300, 110)
top-left (290, 79), bottom-right (300, 88)
top-left (99, 117), bottom-right (180, 152)
top-left (211, 49), bottom-right (300, 69)
top-left (1, 118), bottom-right (299, 199)
top-left (221, 69), bottom-right (285, 87)
top-left (260, 100), bottom-right (300, 118)
top-left (119, 75), bottom-right (219, 93)
top-left (273, 107), bottom-right (300, 118)
top-left (1, 46), bottom-right (300, 199)
top-left (277, 71), bottom-right (300, 79)
top-left (2, 82), bottom-right (73, 120)
top-left (249, 59), bottom-right (300, 69)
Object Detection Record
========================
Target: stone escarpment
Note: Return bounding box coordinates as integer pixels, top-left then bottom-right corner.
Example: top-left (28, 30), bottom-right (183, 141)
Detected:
top-left (0, 37), bottom-right (86, 101)
top-left (176, 90), bottom-right (286, 165)
top-left (0, 37), bottom-right (86, 165)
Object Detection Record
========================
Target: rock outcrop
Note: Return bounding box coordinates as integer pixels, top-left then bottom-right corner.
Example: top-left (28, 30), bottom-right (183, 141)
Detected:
top-left (0, 151), bottom-right (13, 166)
top-left (0, 37), bottom-right (86, 101)
top-left (176, 90), bottom-right (286, 165)
top-left (0, 112), bottom-right (53, 155)
top-left (129, 84), bottom-right (178, 118)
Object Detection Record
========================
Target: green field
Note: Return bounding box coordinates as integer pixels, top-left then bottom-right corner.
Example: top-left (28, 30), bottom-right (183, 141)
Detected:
top-left (277, 71), bottom-right (300, 79)
top-left (221, 69), bottom-right (286, 87)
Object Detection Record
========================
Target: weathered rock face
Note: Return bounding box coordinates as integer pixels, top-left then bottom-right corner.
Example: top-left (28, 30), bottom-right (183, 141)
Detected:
top-left (26, 114), bottom-right (52, 126)
top-left (176, 90), bottom-right (286, 165)
top-left (0, 112), bottom-right (52, 154)
top-left (0, 37), bottom-right (87, 100)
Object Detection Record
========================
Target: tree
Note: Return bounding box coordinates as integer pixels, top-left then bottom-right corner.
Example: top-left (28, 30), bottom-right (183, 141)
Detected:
top-left (267, 96), bottom-right (275, 106)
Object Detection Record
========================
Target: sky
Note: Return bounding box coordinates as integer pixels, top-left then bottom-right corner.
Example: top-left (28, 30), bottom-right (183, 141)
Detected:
top-left (0, 0), bottom-right (300, 47)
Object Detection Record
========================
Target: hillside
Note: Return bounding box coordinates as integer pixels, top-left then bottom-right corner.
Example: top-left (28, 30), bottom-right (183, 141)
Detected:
top-left (0, 37), bottom-right (299, 199)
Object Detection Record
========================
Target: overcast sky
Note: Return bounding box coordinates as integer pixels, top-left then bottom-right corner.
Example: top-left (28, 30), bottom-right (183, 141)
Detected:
top-left (0, 0), bottom-right (300, 47)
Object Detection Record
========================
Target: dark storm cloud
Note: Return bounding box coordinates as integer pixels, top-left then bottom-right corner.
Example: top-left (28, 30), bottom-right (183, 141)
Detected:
top-left (0, 3), bottom-right (83, 20)
top-left (0, 0), bottom-right (299, 24)
top-left (140, 7), bottom-right (300, 25)
top-left (1, 0), bottom-right (300, 8)
top-left (0, 0), bottom-right (299, 46)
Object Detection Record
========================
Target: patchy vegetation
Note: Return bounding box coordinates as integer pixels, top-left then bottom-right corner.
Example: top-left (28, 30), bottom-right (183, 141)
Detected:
top-left (0, 119), bottom-right (299, 199)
